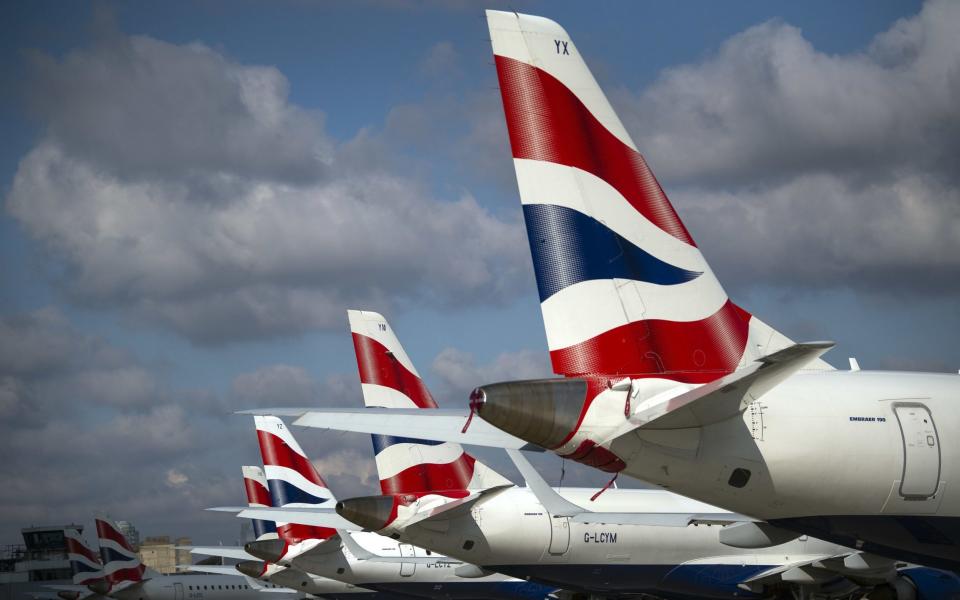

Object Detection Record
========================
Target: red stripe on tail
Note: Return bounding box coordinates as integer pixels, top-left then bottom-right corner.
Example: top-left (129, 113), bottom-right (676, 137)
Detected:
top-left (95, 520), bottom-right (134, 552)
top-left (352, 333), bottom-right (437, 408)
top-left (495, 54), bottom-right (695, 246)
top-left (244, 477), bottom-right (272, 507)
top-left (549, 301), bottom-right (752, 382)
top-left (257, 431), bottom-right (328, 488)
top-left (380, 454), bottom-right (477, 496)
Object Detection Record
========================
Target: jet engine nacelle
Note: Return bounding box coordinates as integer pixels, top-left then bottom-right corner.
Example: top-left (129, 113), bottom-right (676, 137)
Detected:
top-left (336, 494), bottom-right (414, 533)
top-left (470, 378), bottom-right (589, 449)
top-left (245, 539), bottom-right (287, 563)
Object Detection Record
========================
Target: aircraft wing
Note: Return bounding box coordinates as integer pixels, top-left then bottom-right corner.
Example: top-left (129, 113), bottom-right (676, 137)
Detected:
top-left (506, 449), bottom-right (754, 527)
top-left (571, 512), bottom-right (750, 527)
top-left (235, 407), bottom-right (539, 450)
top-left (739, 551), bottom-right (898, 591)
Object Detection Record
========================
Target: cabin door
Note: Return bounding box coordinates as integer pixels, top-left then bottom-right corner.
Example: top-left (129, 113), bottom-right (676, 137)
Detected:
top-left (894, 404), bottom-right (940, 498)
top-left (399, 543), bottom-right (416, 576)
top-left (548, 515), bottom-right (571, 555)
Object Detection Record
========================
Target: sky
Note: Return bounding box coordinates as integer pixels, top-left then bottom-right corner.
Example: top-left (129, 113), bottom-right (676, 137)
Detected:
top-left (2, 0), bottom-right (958, 546)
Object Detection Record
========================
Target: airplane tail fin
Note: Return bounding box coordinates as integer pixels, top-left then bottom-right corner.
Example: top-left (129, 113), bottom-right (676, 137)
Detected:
top-left (95, 518), bottom-right (145, 585)
top-left (254, 415), bottom-right (337, 544)
top-left (64, 528), bottom-right (104, 587)
top-left (348, 309), bottom-right (511, 496)
top-left (242, 466), bottom-right (278, 541)
top-left (486, 11), bottom-right (828, 383)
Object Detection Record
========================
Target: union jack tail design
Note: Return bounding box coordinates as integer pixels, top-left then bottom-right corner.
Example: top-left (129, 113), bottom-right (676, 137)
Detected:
top-left (348, 309), bottom-right (511, 497)
top-left (64, 528), bottom-right (104, 586)
top-left (95, 518), bottom-right (145, 585)
top-left (486, 11), bottom-right (824, 384)
top-left (242, 465), bottom-right (278, 541)
top-left (254, 415), bottom-right (337, 545)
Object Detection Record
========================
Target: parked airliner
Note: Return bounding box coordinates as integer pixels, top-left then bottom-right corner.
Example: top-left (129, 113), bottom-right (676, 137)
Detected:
top-left (247, 310), bottom-right (955, 599)
top-left (285, 9), bottom-right (960, 576)
top-left (235, 414), bottom-right (560, 600)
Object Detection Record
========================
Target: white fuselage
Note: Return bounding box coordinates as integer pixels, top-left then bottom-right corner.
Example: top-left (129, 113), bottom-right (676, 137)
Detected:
top-left (379, 486), bottom-right (856, 598)
top-left (110, 574), bottom-right (300, 600)
top-left (265, 568), bottom-right (376, 598)
top-left (566, 370), bottom-right (960, 569)
top-left (290, 531), bottom-right (554, 600)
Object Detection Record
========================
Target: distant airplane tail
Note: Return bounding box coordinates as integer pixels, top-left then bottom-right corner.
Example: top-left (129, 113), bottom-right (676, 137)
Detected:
top-left (348, 309), bottom-right (512, 497)
top-left (242, 465), bottom-right (278, 541)
top-left (254, 415), bottom-right (337, 545)
top-left (486, 10), bottom-right (826, 383)
top-left (64, 528), bottom-right (104, 588)
top-left (95, 518), bottom-right (145, 585)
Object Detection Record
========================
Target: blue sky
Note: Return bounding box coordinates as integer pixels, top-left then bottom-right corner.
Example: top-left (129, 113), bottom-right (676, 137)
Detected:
top-left (2, 0), bottom-right (957, 545)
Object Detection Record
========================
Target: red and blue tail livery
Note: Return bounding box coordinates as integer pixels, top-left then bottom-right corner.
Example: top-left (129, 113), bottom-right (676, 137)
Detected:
top-left (486, 11), bottom-right (822, 384)
top-left (485, 10), bottom-right (831, 469)
top-left (242, 465), bottom-right (278, 541)
top-left (95, 518), bottom-right (145, 585)
top-left (348, 309), bottom-right (511, 502)
top-left (254, 415), bottom-right (336, 545)
top-left (65, 528), bottom-right (104, 587)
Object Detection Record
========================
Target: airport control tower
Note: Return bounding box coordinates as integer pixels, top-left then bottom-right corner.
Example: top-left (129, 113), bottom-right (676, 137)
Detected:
top-left (0, 524), bottom-right (83, 600)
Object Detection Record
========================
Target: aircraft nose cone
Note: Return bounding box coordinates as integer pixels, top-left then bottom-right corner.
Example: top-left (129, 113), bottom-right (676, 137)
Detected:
top-left (335, 495), bottom-right (396, 531)
top-left (244, 539), bottom-right (287, 563)
top-left (472, 378), bottom-right (589, 449)
top-left (236, 560), bottom-right (267, 579)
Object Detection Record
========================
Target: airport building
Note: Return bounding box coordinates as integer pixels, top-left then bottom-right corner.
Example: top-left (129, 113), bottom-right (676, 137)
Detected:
top-left (138, 535), bottom-right (192, 574)
top-left (0, 524), bottom-right (80, 600)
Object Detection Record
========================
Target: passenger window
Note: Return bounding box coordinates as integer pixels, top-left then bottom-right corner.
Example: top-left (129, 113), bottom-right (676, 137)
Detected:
top-left (462, 540), bottom-right (475, 551)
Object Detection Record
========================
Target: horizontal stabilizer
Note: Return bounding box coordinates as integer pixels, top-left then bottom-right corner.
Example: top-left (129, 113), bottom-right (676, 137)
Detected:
top-left (243, 575), bottom-right (293, 592)
top-left (339, 531), bottom-right (459, 565)
top-left (506, 449), bottom-right (753, 526)
top-left (249, 407), bottom-right (541, 450)
top-left (406, 485), bottom-right (513, 528)
top-left (183, 565), bottom-right (241, 576)
top-left (617, 341), bottom-right (834, 435)
top-left (208, 506), bottom-right (361, 530)
top-left (187, 546), bottom-right (254, 560)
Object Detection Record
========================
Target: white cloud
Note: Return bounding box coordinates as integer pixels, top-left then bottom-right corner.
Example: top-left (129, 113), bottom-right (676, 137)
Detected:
top-left (8, 32), bottom-right (530, 345)
top-left (231, 364), bottom-right (320, 408)
top-left (25, 33), bottom-right (332, 183)
top-left (312, 450), bottom-right (377, 489)
top-left (618, 1), bottom-right (960, 185)
top-left (606, 0), bottom-right (960, 295)
top-left (431, 347), bottom-right (552, 402)
top-left (166, 469), bottom-right (189, 487)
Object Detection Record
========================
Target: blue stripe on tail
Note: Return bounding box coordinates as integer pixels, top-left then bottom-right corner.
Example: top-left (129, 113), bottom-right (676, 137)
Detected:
top-left (523, 203), bottom-right (701, 301)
